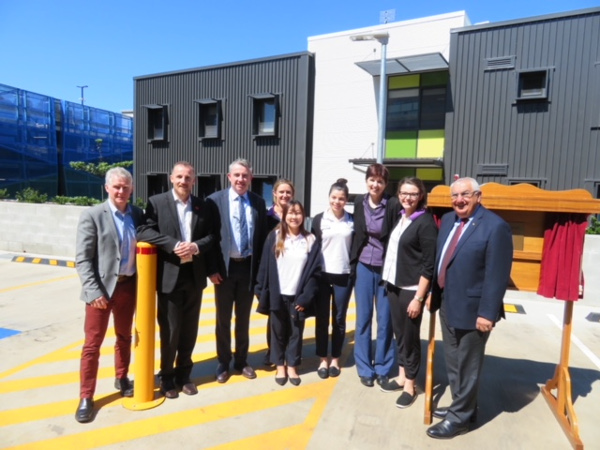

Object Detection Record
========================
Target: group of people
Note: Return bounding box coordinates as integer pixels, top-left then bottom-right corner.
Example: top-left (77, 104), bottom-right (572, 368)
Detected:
top-left (74, 159), bottom-right (514, 441)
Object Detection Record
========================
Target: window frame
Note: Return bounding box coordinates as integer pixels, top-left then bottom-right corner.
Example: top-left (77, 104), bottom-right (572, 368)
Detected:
top-left (386, 85), bottom-right (447, 132)
top-left (195, 98), bottom-right (222, 141)
top-left (250, 93), bottom-right (279, 137)
top-left (142, 104), bottom-right (168, 143)
top-left (516, 69), bottom-right (550, 102)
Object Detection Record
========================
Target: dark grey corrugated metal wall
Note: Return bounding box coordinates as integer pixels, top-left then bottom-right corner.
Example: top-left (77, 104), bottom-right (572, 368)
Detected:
top-left (134, 52), bottom-right (314, 205)
top-left (446, 9), bottom-right (600, 194)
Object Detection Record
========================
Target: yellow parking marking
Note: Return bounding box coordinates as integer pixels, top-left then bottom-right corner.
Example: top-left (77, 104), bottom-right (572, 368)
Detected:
top-left (504, 303), bottom-right (525, 314)
top-left (0, 274), bottom-right (79, 294)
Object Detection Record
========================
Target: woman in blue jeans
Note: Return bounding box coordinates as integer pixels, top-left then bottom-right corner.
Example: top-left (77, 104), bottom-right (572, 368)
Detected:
top-left (350, 163), bottom-right (395, 387)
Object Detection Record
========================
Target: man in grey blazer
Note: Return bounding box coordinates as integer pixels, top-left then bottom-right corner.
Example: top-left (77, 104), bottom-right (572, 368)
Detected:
top-left (207, 158), bottom-right (267, 383)
top-left (137, 161), bottom-right (219, 399)
top-left (75, 167), bottom-right (143, 423)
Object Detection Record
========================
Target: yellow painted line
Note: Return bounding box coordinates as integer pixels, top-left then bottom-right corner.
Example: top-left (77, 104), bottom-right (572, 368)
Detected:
top-left (14, 256), bottom-right (25, 262)
top-left (66, 261), bottom-right (76, 268)
top-left (49, 260), bottom-right (58, 266)
top-left (504, 303), bottom-right (525, 314)
top-left (32, 258), bottom-right (42, 264)
top-left (0, 274), bottom-right (79, 294)
top-left (5, 379), bottom-right (335, 449)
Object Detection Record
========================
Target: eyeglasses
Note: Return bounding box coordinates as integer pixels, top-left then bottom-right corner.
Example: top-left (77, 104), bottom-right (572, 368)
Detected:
top-left (450, 191), bottom-right (480, 200)
top-left (399, 192), bottom-right (420, 198)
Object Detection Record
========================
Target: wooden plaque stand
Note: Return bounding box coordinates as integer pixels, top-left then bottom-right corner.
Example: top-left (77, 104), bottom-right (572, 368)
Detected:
top-left (424, 183), bottom-right (600, 447)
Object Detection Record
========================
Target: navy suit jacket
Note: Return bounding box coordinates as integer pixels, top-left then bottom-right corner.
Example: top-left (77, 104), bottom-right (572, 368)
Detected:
top-left (431, 205), bottom-right (513, 330)
top-left (207, 188), bottom-right (268, 286)
top-left (136, 191), bottom-right (219, 294)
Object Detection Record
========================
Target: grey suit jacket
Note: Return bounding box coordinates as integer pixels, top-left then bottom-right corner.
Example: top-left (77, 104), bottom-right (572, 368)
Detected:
top-left (136, 191), bottom-right (219, 294)
top-left (75, 201), bottom-right (143, 304)
top-left (207, 188), bottom-right (267, 285)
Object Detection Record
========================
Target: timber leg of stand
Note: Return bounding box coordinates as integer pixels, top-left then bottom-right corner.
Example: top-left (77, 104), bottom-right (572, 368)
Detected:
top-left (423, 310), bottom-right (436, 425)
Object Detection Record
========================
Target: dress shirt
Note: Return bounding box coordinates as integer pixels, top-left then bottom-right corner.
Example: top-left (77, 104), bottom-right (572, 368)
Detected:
top-left (382, 215), bottom-right (412, 287)
top-left (228, 188), bottom-right (253, 258)
top-left (108, 200), bottom-right (136, 276)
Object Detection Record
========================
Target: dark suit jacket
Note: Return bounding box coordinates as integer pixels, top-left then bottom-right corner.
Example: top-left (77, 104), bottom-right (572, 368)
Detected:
top-left (255, 230), bottom-right (322, 319)
top-left (383, 197), bottom-right (437, 287)
top-left (136, 191), bottom-right (219, 294)
top-left (430, 205), bottom-right (513, 329)
top-left (207, 188), bottom-right (268, 287)
top-left (76, 201), bottom-right (143, 303)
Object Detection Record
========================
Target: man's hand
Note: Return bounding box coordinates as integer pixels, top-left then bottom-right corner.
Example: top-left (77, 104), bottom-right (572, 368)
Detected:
top-left (476, 316), bottom-right (494, 333)
top-left (90, 296), bottom-right (108, 309)
top-left (209, 273), bottom-right (223, 285)
top-left (174, 241), bottom-right (197, 259)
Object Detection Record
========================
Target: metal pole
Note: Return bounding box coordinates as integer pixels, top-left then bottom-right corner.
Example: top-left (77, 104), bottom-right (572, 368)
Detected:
top-left (376, 38), bottom-right (388, 164)
top-left (76, 85), bottom-right (88, 105)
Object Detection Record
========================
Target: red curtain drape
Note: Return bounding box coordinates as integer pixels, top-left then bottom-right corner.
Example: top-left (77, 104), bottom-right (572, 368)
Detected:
top-left (537, 213), bottom-right (588, 301)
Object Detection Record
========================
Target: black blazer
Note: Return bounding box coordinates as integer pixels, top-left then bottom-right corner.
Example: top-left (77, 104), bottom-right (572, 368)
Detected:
top-left (350, 193), bottom-right (391, 265)
top-left (255, 230), bottom-right (322, 319)
top-left (136, 191), bottom-right (219, 294)
top-left (383, 197), bottom-right (437, 287)
top-left (206, 188), bottom-right (268, 287)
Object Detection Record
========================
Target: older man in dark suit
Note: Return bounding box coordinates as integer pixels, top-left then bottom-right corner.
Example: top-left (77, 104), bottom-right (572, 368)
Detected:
top-left (427, 177), bottom-right (513, 439)
top-left (137, 161), bottom-right (219, 399)
top-left (75, 167), bottom-right (143, 423)
top-left (207, 158), bottom-right (267, 383)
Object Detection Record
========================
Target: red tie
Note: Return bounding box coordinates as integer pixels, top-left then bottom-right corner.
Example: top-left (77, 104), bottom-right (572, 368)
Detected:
top-left (438, 219), bottom-right (468, 289)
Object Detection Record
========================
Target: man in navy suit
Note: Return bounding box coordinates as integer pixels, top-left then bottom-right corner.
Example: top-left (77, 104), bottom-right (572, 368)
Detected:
top-left (427, 177), bottom-right (513, 439)
top-left (137, 161), bottom-right (219, 399)
top-left (207, 158), bottom-right (267, 383)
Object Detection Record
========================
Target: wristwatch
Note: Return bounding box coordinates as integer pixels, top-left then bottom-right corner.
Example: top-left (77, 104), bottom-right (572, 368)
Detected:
top-left (414, 296), bottom-right (424, 303)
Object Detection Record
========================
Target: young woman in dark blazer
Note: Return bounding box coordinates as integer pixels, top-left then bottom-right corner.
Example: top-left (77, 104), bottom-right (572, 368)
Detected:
top-left (311, 179), bottom-right (354, 379)
top-left (380, 177), bottom-right (438, 408)
top-left (255, 200), bottom-right (321, 386)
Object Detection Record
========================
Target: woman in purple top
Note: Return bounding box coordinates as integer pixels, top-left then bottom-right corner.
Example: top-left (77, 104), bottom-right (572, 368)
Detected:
top-left (350, 163), bottom-right (395, 387)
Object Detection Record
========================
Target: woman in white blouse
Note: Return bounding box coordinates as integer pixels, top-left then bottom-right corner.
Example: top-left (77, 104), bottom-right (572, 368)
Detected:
top-left (255, 200), bottom-right (322, 386)
top-left (311, 179), bottom-right (354, 378)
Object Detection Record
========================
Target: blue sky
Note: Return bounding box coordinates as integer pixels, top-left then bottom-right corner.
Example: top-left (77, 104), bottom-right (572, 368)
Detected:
top-left (1, 0), bottom-right (597, 112)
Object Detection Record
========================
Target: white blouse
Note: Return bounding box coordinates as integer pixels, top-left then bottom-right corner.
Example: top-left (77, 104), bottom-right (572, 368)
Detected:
top-left (320, 209), bottom-right (353, 274)
top-left (276, 232), bottom-right (316, 296)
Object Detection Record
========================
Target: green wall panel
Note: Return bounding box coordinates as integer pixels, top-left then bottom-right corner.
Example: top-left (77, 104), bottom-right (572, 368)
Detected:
top-left (386, 130), bottom-right (417, 158)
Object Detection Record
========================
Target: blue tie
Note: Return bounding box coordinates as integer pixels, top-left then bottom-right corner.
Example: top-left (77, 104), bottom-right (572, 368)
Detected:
top-left (239, 196), bottom-right (249, 256)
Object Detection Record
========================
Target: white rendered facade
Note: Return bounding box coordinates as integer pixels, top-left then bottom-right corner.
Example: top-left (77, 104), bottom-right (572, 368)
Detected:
top-left (307, 11), bottom-right (470, 215)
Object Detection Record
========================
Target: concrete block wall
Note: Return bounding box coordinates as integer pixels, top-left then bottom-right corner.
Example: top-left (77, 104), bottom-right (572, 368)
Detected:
top-left (0, 201), bottom-right (85, 258)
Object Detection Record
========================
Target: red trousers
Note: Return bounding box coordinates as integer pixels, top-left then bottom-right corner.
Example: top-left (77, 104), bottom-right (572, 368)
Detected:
top-left (79, 278), bottom-right (136, 398)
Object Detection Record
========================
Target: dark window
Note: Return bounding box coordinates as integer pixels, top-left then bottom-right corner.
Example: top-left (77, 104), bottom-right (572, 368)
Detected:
top-left (251, 176), bottom-right (277, 207)
top-left (508, 179), bottom-right (541, 187)
top-left (143, 104), bottom-right (168, 142)
top-left (517, 70), bottom-right (549, 101)
top-left (251, 94), bottom-right (279, 137)
top-left (195, 99), bottom-right (221, 140)
top-left (147, 173), bottom-right (169, 197)
top-left (386, 86), bottom-right (446, 131)
top-left (196, 175), bottom-right (221, 200)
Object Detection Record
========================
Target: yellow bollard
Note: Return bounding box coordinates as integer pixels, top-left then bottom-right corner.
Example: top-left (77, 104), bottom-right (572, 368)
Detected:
top-left (123, 242), bottom-right (165, 410)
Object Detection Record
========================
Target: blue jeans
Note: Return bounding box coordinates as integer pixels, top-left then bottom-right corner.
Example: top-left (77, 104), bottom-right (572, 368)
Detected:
top-left (353, 262), bottom-right (395, 378)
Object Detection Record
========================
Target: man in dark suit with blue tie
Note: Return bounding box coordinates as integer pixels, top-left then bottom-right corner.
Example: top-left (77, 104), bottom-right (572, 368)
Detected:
top-left (207, 158), bottom-right (267, 383)
top-left (427, 177), bottom-right (513, 439)
top-left (137, 161), bottom-right (219, 399)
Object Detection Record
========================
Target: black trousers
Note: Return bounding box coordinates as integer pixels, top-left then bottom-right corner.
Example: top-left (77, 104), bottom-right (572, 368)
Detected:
top-left (387, 284), bottom-right (423, 380)
top-left (157, 265), bottom-right (202, 384)
top-left (315, 273), bottom-right (353, 358)
top-left (270, 295), bottom-right (305, 367)
top-left (215, 258), bottom-right (253, 369)
top-left (440, 299), bottom-right (490, 425)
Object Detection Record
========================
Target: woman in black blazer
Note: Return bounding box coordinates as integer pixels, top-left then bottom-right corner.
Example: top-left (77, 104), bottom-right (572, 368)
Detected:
top-left (380, 177), bottom-right (438, 408)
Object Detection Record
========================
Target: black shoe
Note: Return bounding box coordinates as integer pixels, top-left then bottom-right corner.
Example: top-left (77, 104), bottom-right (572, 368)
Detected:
top-left (433, 407), bottom-right (478, 423)
top-left (359, 376), bottom-right (374, 387)
top-left (395, 391), bottom-right (418, 409)
top-left (289, 376), bottom-right (301, 386)
top-left (75, 398), bottom-right (94, 423)
top-left (114, 377), bottom-right (134, 397)
top-left (159, 379), bottom-right (179, 399)
top-left (379, 378), bottom-right (404, 393)
top-left (275, 376), bottom-right (288, 386)
top-left (328, 366), bottom-right (341, 378)
top-left (426, 420), bottom-right (469, 439)
top-left (376, 375), bottom-right (389, 386)
top-left (317, 367), bottom-right (329, 379)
